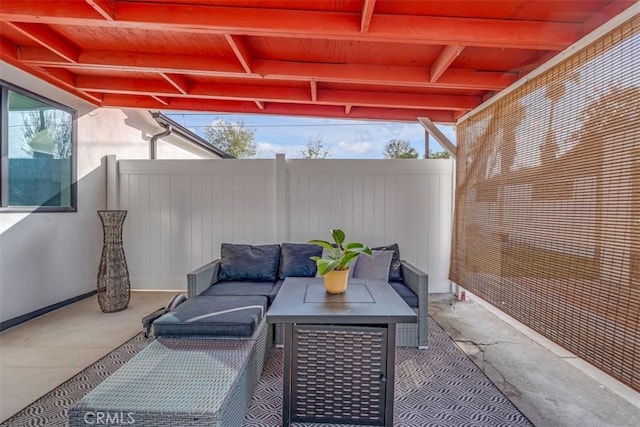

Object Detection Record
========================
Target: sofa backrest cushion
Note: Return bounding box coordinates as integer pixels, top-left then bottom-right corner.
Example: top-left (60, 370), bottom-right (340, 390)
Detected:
top-left (279, 243), bottom-right (322, 279)
top-left (372, 243), bottom-right (404, 282)
top-left (353, 250), bottom-right (394, 280)
top-left (218, 243), bottom-right (281, 282)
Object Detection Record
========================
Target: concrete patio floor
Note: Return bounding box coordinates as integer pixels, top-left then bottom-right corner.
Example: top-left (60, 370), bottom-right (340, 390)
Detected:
top-left (429, 294), bottom-right (640, 427)
top-left (1, 290), bottom-right (638, 426)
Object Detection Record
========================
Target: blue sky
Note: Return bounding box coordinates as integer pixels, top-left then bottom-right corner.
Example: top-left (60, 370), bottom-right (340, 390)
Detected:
top-left (164, 112), bottom-right (455, 159)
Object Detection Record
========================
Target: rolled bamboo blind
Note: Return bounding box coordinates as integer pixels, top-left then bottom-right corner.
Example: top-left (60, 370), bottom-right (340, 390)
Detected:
top-left (451, 16), bottom-right (639, 391)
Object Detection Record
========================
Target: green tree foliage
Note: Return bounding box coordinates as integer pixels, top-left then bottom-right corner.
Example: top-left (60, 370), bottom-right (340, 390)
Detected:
top-left (300, 133), bottom-right (332, 159)
top-left (203, 118), bottom-right (257, 158)
top-left (383, 138), bottom-right (419, 159)
top-left (429, 150), bottom-right (451, 159)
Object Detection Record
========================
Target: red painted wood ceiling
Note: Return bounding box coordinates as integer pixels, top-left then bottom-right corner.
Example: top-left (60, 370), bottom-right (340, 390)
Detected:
top-left (0, 0), bottom-right (634, 122)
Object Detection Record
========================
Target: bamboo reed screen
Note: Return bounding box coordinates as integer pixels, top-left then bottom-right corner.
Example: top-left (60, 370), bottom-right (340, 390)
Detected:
top-left (451, 16), bottom-right (639, 392)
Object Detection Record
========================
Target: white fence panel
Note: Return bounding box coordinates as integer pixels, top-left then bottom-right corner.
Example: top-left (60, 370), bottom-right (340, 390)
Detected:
top-left (286, 159), bottom-right (453, 293)
top-left (117, 158), bottom-right (453, 292)
top-left (118, 160), bottom-right (276, 289)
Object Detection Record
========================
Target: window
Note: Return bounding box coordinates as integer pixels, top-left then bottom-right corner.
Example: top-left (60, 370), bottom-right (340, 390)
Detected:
top-left (1, 82), bottom-right (76, 211)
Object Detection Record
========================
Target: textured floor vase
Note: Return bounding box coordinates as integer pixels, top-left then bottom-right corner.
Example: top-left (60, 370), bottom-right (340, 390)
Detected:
top-left (97, 210), bottom-right (130, 313)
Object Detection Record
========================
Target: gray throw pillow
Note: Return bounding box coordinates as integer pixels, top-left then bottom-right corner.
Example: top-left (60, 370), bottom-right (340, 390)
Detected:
top-left (372, 243), bottom-right (404, 282)
top-left (352, 250), bottom-right (393, 280)
top-left (217, 243), bottom-right (281, 282)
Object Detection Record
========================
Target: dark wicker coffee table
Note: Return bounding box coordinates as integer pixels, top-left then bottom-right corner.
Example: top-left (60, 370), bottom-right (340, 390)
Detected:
top-left (266, 278), bottom-right (417, 426)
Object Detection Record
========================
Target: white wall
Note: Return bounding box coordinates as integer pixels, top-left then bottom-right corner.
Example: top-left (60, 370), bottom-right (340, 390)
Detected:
top-left (119, 157), bottom-right (454, 292)
top-left (0, 62), bottom-right (218, 323)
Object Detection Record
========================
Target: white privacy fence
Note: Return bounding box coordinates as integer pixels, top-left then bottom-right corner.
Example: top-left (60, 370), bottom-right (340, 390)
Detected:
top-left (116, 155), bottom-right (454, 293)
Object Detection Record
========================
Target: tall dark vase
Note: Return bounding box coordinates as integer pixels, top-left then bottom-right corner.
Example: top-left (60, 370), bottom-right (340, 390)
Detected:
top-left (97, 210), bottom-right (130, 313)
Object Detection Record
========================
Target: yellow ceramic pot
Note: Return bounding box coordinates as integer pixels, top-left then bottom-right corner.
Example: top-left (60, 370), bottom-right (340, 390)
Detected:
top-left (323, 268), bottom-right (349, 294)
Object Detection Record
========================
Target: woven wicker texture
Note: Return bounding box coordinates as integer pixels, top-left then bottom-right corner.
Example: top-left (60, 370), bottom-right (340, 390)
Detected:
top-left (292, 326), bottom-right (386, 424)
top-left (97, 210), bottom-right (130, 313)
top-left (275, 311), bottom-right (420, 349)
top-left (69, 321), bottom-right (269, 426)
top-left (451, 16), bottom-right (639, 392)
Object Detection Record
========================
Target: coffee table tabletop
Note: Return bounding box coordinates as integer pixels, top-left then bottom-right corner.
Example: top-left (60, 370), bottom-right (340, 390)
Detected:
top-left (266, 277), bottom-right (416, 324)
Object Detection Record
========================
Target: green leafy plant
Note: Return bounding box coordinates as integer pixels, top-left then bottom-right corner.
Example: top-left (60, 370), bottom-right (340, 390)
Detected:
top-left (309, 229), bottom-right (373, 276)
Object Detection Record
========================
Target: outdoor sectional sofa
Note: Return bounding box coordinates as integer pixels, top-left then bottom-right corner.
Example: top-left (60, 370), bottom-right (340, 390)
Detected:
top-left (69, 242), bottom-right (428, 426)
top-left (185, 242), bottom-right (429, 349)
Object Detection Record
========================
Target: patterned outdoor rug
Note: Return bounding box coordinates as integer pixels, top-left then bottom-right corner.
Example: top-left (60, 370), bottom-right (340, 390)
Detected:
top-left (245, 319), bottom-right (532, 427)
top-left (2, 318), bottom-right (532, 427)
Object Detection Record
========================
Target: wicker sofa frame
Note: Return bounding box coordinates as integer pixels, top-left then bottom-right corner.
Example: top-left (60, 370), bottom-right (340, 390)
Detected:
top-left (188, 258), bottom-right (429, 349)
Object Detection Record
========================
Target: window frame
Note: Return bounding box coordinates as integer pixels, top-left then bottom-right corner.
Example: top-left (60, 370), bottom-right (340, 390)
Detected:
top-left (1, 81), bottom-right (78, 213)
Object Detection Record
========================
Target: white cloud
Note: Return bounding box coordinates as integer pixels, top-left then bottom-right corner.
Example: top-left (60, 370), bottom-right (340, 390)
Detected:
top-left (337, 140), bottom-right (373, 154)
top-left (254, 142), bottom-right (303, 158)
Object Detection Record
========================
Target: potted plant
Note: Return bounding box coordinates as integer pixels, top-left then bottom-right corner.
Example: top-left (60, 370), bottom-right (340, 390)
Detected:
top-left (309, 229), bottom-right (373, 294)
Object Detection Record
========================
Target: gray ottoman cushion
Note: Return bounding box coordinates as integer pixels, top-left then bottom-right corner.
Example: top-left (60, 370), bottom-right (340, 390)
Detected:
top-left (153, 296), bottom-right (267, 337)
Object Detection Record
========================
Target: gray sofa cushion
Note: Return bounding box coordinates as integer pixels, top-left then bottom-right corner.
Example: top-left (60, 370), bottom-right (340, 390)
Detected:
top-left (353, 250), bottom-right (393, 280)
top-left (389, 281), bottom-right (418, 308)
top-left (279, 243), bottom-right (322, 279)
top-left (153, 295), bottom-right (267, 337)
top-left (372, 244), bottom-right (404, 282)
top-left (202, 280), bottom-right (276, 301)
top-left (217, 243), bottom-right (281, 282)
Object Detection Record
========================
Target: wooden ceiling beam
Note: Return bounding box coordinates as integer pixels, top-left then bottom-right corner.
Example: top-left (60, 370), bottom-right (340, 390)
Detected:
top-left (77, 76), bottom-right (179, 95)
top-left (4, 22), bottom-right (79, 63)
top-left (37, 67), bottom-right (102, 103)
top-left (319, 89), bottom-right (480, 111)
top-left (85, 0), bottom-right (114, 21)
top-left (160, 72), bottom-right (189, 94)
top-left (19, 47), bottom-right (517, 90)
top-left (0, 2), bottom-right (581, 50)
top-left (254, 100), bottom-right (265, 109)
top-left (310, 80), bottom-right (317, 102)
top-left (150, 95), bottom-right (169, 106)
top-left (582, 0), bottom-right (636, 34)
top-left (189, 81), bottom-right (310, 102)
top-left (361, 0), bottom-right (376, 33)
top-left (100, 94), bottom-right (456, 122)
top-left (19, 47), bottom-right (245, 74)
top-left (430, 44), bottom-right (465, 83)
top-left (0, 44), bottom-right (98, 105)
top-left (253, 59), bottom-right (516, 90)
top-left (345, 104), bottom-right (352, 114)
top-left (72, 76), bottom-right (480, 110)
top-left (0, 36), bottom-right (18, 61)
top-left (224, 34), bottom-right (253, 73)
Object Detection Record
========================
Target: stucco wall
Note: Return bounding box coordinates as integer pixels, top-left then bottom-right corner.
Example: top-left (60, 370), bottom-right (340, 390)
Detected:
top-left (0, 62), bottom-right (217, 324)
